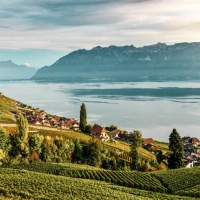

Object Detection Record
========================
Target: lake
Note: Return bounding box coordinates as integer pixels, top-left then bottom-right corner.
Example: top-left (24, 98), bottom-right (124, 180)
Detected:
top-left (1, 80), bottom-right (200, 142)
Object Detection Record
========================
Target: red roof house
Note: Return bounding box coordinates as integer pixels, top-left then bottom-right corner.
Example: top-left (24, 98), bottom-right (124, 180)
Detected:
top-left (91, 124), bottom-right (109, 142)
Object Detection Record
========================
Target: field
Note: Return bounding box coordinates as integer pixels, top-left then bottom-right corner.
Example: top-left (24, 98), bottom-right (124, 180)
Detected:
top-left (152, 166), bottom-right (200, 197)
top-left (0, 167), bottom-right (199, 200)
top-left (4, 162), bottom-right (166, 192)
top-left (4, 162), bottom-right (200, 199)
top-left (154, 140), bottom-right (169, 153)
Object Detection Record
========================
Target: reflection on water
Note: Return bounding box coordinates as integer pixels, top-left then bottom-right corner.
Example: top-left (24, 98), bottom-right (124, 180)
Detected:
top-left (0, 80), bottom-right (200, 142)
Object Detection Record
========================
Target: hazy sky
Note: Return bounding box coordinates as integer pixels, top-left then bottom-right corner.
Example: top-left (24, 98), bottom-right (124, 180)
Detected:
top-left (0, 0), bottom-right (200, 68)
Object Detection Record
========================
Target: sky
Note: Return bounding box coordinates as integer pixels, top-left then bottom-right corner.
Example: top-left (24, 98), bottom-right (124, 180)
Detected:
top-left (0, 0), bottom-right (200, 68)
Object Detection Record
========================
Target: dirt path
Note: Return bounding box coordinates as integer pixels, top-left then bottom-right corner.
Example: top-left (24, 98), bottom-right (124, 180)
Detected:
top-left (0, 123), bottom-right (69, 132)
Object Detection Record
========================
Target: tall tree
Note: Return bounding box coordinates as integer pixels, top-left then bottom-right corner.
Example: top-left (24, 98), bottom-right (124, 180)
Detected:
top-left (156, 150), bottom-right (163, 164)
top-left (130, 130), bottom-right (143, 170)
top-left (14, 115), bottom-right (29, 158)
top-left (80, 103), bottom-right (87, 132)
top-left (168, 128), bottom-right (184, 169)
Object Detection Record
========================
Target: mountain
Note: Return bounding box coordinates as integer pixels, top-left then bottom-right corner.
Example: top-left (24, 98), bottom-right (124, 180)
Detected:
top-left (0, 60), bottom-right (36, 80)
top-left (31, 42), bottom-right (200, 82)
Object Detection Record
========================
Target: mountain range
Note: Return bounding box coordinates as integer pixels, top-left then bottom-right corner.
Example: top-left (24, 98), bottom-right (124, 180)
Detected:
top-left (31, 42), bottom-right (200, 82)
top-left (1, 42), bottom-right (200, 82)
top-left (0, 60), bottom-right (36, 80)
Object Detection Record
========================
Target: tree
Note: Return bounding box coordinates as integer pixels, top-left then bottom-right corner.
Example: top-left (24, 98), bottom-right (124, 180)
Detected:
top-left (156, 150), bottom-right (163, 164)
top-left (16, 114), bottom-right (29, 142)
top-left (85, 124), bottom-right (92, 134)
top-left (0, 128), bottom-right (11, 153)
top-left (41, 136), bottom-right (57, 162)
top-left (84, 137), bottom-right (102, 167)
top-left (80, 103), bottom-right (87, 132)
top-left (71, 139), bottom-right (82, 163)
top-left (130, 130), bottom-right (143, 170)
top-left (15, 115), bottom-right (30, 158)
top-left (29, 134), bottom-right (42, 154)
top-left (168, 129), bottom-right (184, 169)
top-left (29, 134), bottom-right (42, 161)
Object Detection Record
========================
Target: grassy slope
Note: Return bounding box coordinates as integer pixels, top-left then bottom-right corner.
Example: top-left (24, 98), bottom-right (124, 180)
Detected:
top-left (154, 140), bottom-right (169, 154)
top-left (0, 167), bottom-right (199, 200)
top-left (0, 94), bottom-right (156, 161)
top-left (0, 94), bottom-right (16, 123)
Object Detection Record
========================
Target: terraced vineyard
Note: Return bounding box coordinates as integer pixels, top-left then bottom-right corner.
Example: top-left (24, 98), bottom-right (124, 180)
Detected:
top-left (0, 168), bottom-right (198, 200)
top-left (153, 166), bottom-right (200, 196)
top-left (2, 162), bottom-right (166, 192)
top-left (176, 184), bottom-right (200, 198)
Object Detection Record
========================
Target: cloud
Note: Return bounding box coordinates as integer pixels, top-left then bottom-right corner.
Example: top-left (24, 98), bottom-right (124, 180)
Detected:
top-left (0, 0), bottom-right (200, 53)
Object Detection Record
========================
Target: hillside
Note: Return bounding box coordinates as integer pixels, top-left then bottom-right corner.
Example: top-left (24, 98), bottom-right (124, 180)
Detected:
top-left (32, 42), bottom-right (200, 82)
top-left (0, 93), bottom-right (155, 162)
top-left (0, 60), bottom-right (36, 80)
top-left (1, 163), bottom-right (200, 199)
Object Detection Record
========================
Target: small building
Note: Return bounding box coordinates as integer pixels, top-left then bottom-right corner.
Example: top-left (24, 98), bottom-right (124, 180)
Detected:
top-left (143, 138), bottom-right (154, 146)
top-left (91, 124), bottom-right (109, 142)
top-left (184, 159), bottom-right (194, 168)
top-left (72, 123), bottom-right (79, 131)
top-left (108, 129), bottom-right (121, 141)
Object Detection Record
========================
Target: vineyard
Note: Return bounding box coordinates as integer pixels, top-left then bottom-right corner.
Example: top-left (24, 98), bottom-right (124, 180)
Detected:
top-left (0, 167), bottom-right (199, 200)
top-left (4, 162), bottom-right (166, 192)
top-left (153, 167), bottom-right (200, 197)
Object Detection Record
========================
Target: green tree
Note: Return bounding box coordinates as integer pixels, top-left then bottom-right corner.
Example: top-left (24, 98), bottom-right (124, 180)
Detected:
top-left (29, 134), bottom-right (42, 154)
top-left (84, 137), bottom-right (102, 167)
top-left (15, 115), bottom-right (30, 158)
top-left (109, 125), bottom-right (118, 131)
top-left (16, 114), bottom-right (28, 142)
top-left (80, 103), bottom-right (87, 132)
top-left (41, 136), bottom-right (57, 162)
top-left (71, 139), bottom-right (82, 163)
top-left (168, 128), bottom-right (184, 169)
top-left (156, 150), bottom-right (163, 164)
top-left (85, 124), bottom-right (92, 134)
top-left (130, 130), bottom-right (143, 170)
top-left (0, 128), bottom-right (11, 153)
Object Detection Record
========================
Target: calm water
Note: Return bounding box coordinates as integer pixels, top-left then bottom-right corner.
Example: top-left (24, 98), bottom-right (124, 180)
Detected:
top-left (1, 80), bottom-right (200, 142)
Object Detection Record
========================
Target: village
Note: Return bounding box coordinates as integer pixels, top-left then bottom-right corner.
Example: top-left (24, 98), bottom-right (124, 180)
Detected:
top-left (22, 107), bottom-right (200, 169)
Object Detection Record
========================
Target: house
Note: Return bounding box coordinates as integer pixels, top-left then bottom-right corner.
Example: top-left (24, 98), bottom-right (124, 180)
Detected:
top-left (38, 111), bottom-right (47, 120)
top-left (144, 143), bottom-right (154, 150)
top-left (182, 136), bottom-right (191, 144)
top-left (91, 124), bottom-right (109, 142)
top-left (108, 129), bottom-right (121, 141)
top-left (182, 136), bottom-right (200, 146)
top-left (188, 137), bottom-right (200, 147)
top-left (184, 159), bottom-right (194, 168)
top-left (143, 138), bottom-right (154, 145)
top-left (72, 123), bottom-right (79, 131)
top-left (30, 119), bottom-right (41, 125)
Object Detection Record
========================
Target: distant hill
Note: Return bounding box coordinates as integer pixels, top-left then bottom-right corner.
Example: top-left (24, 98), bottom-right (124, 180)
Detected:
top-left (32, 42), bottom-right (200, 82)
top-left (0, 60), bottom-right (36, 80)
